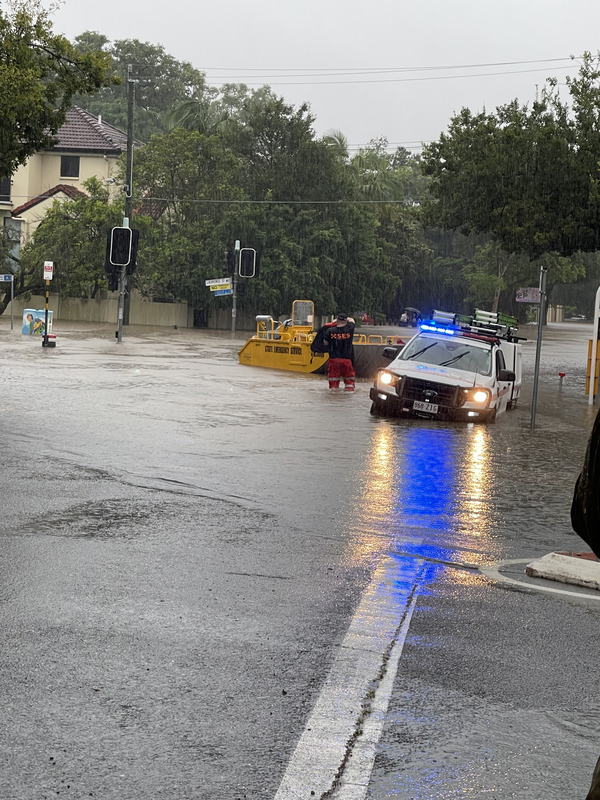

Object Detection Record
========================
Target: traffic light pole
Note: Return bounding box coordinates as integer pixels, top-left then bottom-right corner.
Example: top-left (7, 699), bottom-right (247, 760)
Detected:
top-left (231, 239), bottom-right (240, 334)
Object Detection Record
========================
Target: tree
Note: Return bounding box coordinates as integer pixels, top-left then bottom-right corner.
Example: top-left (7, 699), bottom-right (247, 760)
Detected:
top-left (422, 54), bottom-right (600, 261)
top-left (0, 2), bottom-right (115, 179)
top-left (72, 34), bottom-right (208, 142)
top-left (165, 98), bottom-right (230, 137)
top-left (130, 129), bottom-right (245, 310)
top-left (17, 178), bottom-right (125, 302)
top-left (322, 129), bottom-right (350, 161)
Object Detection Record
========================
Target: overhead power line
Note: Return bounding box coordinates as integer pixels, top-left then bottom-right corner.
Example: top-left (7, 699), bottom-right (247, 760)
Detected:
top-left (200, 57), bottom-right (578, 86)
top-left (207, 65), bottom-right (575, 88)
top-left (201, 57), bottom-right (574, 77)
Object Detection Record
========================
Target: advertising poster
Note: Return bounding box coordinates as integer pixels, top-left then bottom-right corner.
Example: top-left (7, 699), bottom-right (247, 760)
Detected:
top-left (22, 309), bottom-right (53, 336)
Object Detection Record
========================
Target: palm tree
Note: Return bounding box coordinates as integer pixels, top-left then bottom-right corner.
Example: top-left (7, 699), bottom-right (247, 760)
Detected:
top-left (322, 129), bottom-right (350, 161)
top-left (165, 99), bottom-right (230, 136)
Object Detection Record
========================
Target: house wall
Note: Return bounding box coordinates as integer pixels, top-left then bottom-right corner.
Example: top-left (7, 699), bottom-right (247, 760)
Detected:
top-left (11, 151), bottom-right (120, 206)
top-left (13, 194), bottom-right (66, 243)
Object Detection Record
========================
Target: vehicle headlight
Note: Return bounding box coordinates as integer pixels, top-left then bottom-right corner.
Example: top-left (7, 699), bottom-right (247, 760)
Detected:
top-left (379, 369), bottom-right (398, 386)
top-left (462, 388), bottom-right (490, 406)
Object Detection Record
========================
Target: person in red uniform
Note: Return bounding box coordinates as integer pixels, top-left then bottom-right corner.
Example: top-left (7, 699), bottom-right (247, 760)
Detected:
top-left (323, 313), bottom-right (355, 391)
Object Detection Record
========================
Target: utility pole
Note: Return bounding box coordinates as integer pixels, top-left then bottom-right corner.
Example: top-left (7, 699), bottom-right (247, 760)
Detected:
top-left (117, 64), bottom-right (135, 341)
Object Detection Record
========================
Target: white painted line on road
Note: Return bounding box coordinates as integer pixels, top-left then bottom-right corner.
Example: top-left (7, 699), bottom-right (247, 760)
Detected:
top-left (480, 559), bottom-right (600, 600)
top-left (332, 593), bottom-right (419, 799)
top-left (274, 555), bottom-right (427, 800)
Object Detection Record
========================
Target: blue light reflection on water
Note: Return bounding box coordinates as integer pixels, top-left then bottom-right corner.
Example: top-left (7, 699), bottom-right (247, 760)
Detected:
top-left (358, 421), bottom-right (497, 798)
top-left (352, 419), bottom-right (496, 589)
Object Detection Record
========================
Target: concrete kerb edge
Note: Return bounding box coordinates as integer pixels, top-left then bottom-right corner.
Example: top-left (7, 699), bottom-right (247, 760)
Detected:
top-left (480, 556), bottom-right (600, 600)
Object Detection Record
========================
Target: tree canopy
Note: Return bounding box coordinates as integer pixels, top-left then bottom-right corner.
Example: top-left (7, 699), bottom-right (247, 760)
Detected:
top-left (422, 53), bottom-right (600, 261)
top-left (0, 1), bottom-right (116, 179)
top-left (72, 32), bottom-right (209, 142)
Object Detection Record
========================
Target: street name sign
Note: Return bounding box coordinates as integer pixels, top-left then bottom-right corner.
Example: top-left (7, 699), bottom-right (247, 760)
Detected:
top-left (210, 283), bottom-right (231, 292)
top-left (205, 277), bottom-right (231, 286)
top-left (214, 288), bottom-right (233, 296)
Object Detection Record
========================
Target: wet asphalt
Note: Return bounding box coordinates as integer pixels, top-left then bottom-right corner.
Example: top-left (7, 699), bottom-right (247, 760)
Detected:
top-left (1, 319), bottom-right (599, 799)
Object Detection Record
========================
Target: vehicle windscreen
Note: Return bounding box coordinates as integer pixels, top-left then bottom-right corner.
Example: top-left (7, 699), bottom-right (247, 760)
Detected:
top-left (399, 335), bottom-right (492, 376)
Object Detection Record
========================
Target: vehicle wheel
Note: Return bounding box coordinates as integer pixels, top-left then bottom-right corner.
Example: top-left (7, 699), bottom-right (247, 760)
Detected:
top-left (370, 402), bottom-right (383, 416)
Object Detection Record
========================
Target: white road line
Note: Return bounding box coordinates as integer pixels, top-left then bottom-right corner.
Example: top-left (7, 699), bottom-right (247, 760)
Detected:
top-left (274, 556), bottom-right (427, 800)
top-left (331, 593), bottom-right (419, 799)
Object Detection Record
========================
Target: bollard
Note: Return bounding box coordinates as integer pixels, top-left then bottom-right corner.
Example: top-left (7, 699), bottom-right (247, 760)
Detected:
top-left (559, 371), bottom-right (565, 388)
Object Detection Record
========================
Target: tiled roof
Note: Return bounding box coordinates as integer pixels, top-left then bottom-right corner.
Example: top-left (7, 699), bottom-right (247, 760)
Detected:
top-left (12, 184), bottom-right (87, 216)
top-left (133, 194), bottom-right (165, 221)
top-left (50, 107), bottom-right (129, 155)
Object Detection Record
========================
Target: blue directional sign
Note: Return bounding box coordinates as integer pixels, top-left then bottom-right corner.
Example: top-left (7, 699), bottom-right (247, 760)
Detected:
top-left (214, 288), bottom-right (233, 296)
top-left (1, 274), bottom-right (13, 281)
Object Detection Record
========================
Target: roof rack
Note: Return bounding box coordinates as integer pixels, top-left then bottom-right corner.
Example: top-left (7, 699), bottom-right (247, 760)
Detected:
top-left (429, 309), bottom-right (522, 342)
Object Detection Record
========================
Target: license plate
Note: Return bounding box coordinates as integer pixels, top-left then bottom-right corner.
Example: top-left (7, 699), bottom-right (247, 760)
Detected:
top-left (413, 400), bottom-right (438, 414)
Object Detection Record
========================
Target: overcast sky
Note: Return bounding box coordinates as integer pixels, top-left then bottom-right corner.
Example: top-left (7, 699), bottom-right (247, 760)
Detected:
top-left (48, 0), bottom-right (600, 153)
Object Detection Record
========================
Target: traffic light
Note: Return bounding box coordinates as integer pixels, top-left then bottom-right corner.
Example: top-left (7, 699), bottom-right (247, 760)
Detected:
top-left (109, 227), bottom-right (132, 266)
top-left (105, 228), bottom-right (139, 287)
top-left (104, 237), bottom-right (120, 290)
top-left (224, 249), bottom-right (235, 274)
top-left (239, 247), bottom-right (256, 278)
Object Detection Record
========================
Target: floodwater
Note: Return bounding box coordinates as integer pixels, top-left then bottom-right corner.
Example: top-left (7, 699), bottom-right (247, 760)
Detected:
top-left (1, 319), bottom-right (599, 799)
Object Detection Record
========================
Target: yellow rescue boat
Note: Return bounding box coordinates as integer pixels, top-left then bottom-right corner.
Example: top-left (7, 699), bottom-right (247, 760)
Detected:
top-left (238, 300), bottom-right (405, 378)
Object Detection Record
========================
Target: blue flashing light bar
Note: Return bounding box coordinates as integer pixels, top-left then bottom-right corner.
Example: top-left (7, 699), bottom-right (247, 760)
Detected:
top-left (420, 322), bottom-right (456, 335)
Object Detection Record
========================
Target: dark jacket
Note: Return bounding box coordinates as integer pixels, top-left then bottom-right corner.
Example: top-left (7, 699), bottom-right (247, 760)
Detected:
top-left (323, 322), bottom-right (355, 361)
top-left (571, 407), bottom-right (600, 557)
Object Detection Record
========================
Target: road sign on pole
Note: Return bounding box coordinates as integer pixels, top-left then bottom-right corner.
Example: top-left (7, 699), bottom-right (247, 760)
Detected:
top-left (43, 261), bottom-right (53, 280)
top-left (516, 287), bottom-right (541, 303)
top-left (214, 288), bottom-right (234, 296)
top-left (205, 277), bottom-right (231, 286)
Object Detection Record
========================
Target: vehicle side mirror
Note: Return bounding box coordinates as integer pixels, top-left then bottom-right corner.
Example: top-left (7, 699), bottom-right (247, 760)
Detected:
top-left (382, 346), bottom-right (400, 360)
top-left (498, 369), bottom-right (516, 382)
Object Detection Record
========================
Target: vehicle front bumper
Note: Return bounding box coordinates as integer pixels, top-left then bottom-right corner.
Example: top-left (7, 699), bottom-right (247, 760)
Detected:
top-left (369, 387), bottom-right (492, 422)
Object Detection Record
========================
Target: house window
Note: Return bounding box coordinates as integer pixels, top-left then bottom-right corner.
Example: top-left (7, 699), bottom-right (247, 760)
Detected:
top-left (60, 155), bottom-right (80, 178)
top-left (0, 177), bottom-right (10, 202)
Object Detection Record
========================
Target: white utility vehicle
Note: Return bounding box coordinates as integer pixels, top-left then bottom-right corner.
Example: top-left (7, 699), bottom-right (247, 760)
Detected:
top-left (369, 309), bottom-right (524, 423)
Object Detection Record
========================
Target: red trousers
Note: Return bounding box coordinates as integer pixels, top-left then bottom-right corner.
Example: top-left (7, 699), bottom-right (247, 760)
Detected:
top-left (327, 358), bottom-right (355, 390)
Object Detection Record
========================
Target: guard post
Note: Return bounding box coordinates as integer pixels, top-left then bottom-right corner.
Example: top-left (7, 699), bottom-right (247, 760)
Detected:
top-left (41, 260), bottom-right (55, 348)
top-left (587, 286), bottom-right (600, 404)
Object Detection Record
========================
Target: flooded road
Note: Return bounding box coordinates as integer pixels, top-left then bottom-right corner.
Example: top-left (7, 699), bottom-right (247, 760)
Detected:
top-left (1, 320), bottom-right (599, 799)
